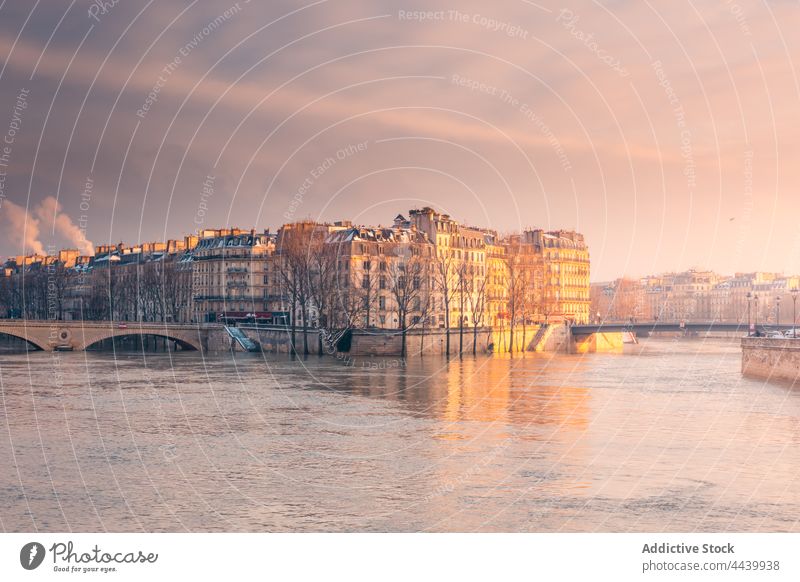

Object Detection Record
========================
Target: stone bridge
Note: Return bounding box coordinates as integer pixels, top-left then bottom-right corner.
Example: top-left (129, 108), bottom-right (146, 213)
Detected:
top-left (571, 322), bottom-right (757, 334)
top-left (0, 320), bottom-right (215, 352)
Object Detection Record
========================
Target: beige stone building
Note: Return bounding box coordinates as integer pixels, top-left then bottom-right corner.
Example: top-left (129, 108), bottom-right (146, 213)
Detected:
top-left (409, 207), bottom-right (487, 330)
top-left (527, 229), bottom-right (590, 324)
top-left (484, 232), bottom-right (509, 328)
top-left (592, 270), bottom-right (800, 326)
top-left (325, 221), bottom-right (435, 330)
top-left (192, 229), bottom-right (276, 323)
top-left (2, 210), bottom-right (592, 338)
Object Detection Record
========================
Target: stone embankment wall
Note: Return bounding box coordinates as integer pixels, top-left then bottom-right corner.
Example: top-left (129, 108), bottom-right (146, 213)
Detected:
top-left (741, 337), bottom-right (800, 383)
top-left (227, 326), bottom-right (322, 354)
top-left (231, 325), bottom-right (562, 356)
top-left (572, 331), bottom-right (625, 353)
top-left (349, 326), bottom-right (546, 357)
top-left (218, 324), bottom-right (621, 356)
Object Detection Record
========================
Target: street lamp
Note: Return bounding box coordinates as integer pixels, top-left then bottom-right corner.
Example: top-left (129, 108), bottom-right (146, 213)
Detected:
top-left (746, 291), bottom-right (753, 336)
top-left (792, 288), bottom-right (799, 338)
top-left (754, 293), bottom-right (760, 335)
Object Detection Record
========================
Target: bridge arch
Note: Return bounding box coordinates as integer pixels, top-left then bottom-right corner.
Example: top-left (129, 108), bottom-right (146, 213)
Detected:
top-left (81, 331), bottom-right (200, 351)
top-left (0, 329), bottom-right (47, 351)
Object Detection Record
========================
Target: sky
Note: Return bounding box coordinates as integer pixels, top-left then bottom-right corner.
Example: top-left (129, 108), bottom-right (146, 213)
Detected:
top-left (0, 0), bottom-right (799, 281)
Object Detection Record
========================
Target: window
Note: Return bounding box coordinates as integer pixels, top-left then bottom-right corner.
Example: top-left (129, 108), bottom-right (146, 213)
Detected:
top-left (380, 276), bottom-right (386, 290)
top-left (379, 296), bottom-right (386, 310)
top-left (362, 275), bottom-right (370, 289)
top-left (380, 261), bottom-right (386, 271)
top-left (363, 260), bottom-right (371, 271)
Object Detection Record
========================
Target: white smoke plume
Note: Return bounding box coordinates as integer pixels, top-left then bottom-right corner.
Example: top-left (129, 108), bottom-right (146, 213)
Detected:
top-left (0, 199), bottom-right (45, 256)
top-left (34, 196), bottom-right (94, 255)
top-left (0, 196), bottom-right (94, 256)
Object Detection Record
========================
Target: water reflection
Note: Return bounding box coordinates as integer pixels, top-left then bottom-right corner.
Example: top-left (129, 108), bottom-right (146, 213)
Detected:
top-left (1, 338), bottom-right (799, 532)
top-left (325, 355), bottom-right (592, 432)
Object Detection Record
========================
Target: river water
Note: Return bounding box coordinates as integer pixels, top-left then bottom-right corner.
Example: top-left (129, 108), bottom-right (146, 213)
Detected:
top-left (1, 338), bottom-right (798, 532)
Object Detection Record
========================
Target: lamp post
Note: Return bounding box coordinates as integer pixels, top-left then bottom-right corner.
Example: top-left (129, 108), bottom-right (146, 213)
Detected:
top-left (754, 293), bottom-right (759, 335)
top-left (744, 291), bottom-right (753, 336)
top-left (792, 288), bottom-right (799, 338)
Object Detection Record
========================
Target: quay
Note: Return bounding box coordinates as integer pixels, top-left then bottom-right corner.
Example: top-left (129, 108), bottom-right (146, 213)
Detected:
top-left (0, 319), bottom-right (622, 355)
top-left (741, 336), bottom-right (800, 384)
top-left (2, 319), bottom-right (767, 356)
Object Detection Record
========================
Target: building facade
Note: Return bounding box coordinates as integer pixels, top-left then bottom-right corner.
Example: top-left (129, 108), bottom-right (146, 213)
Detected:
top-left (592, 270), bottom-right (800, 326)
top-left (192, 229), bottom-right (278, 323)
top-left (2, 209), bottom-right (592, 333)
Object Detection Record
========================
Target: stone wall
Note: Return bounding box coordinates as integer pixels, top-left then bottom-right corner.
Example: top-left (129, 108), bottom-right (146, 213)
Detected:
top-left (223, 324), bottom-right (623, 357)
top-left (256, 327), bottom-right (323, 354)
top-left (741, 337), bottom-right (800, 383)
top-left (572, 331), bottom-right (625, 354)
top-left (348, 328), bottom-right (487, 357)
top-left (233, 325), bottom-right (553, 356)
top-left (347, 326), bottom-right (559, 357)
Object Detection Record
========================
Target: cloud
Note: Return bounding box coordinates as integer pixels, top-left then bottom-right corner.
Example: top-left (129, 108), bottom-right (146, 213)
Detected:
top-left (2, 0), bottom-right (800, 279)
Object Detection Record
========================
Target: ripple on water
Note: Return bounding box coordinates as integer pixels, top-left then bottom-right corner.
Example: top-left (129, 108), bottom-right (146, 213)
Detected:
top-left (1, 339), bottom-right (799, 531)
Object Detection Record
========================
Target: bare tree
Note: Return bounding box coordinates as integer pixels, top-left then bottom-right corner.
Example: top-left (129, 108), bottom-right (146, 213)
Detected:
top-left (138, 262), bottom-right (162, 322)
top-left (161, 258), bottom-right (192, 323)
top-left (2, 273), bottom-right (23, 318)
top-left (357, 259), bottom-right (381, 329)
top-left (519, 263), bottom-right (531, 351)
top-left (22, 270), bottom-right (49, 319)
top-left (277, 223), bottom-right (316, 356)
top-left (308, 231), bottom-right (340, 353)
top-left (86, 267), bottom-right (112, 320)
top-left (505, 252), bottom-right (525, 355)
top-left (48, 265), bottom-right (70, 320)
top-left (0, 275), bottom-right (10, 317)
top-left (456, 258), bottom-right (469, 357)
top-left (387, 246), bottom-right (428, 358)
top-left (433, 250), bottom-right (458, 356)
top-left (467, 271), bottom-right (487, 355)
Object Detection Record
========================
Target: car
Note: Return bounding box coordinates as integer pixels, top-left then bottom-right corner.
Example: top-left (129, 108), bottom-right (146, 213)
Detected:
top-left (766, 330), bottom-right (785, 338)
top-left (783, 329), bottom-right (800, 339)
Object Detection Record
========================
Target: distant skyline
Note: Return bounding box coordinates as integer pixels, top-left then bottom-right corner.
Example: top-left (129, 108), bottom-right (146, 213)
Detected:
top-left (1, 1), bottom-right (800, 281)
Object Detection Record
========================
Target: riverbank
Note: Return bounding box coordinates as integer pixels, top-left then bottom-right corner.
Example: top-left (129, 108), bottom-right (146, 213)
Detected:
top-left (741, 336), bottom-right (800, 384)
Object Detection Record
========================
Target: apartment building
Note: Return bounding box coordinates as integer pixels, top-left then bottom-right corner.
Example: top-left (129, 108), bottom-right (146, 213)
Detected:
top-left (409, 207), bottom-right (487, 329)
top-left (2, 210), bottom-right (592, 331)
top-left (191, 229), bottom-right (276, 323)
top-left (326, 222), bottom-right (434, 330)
